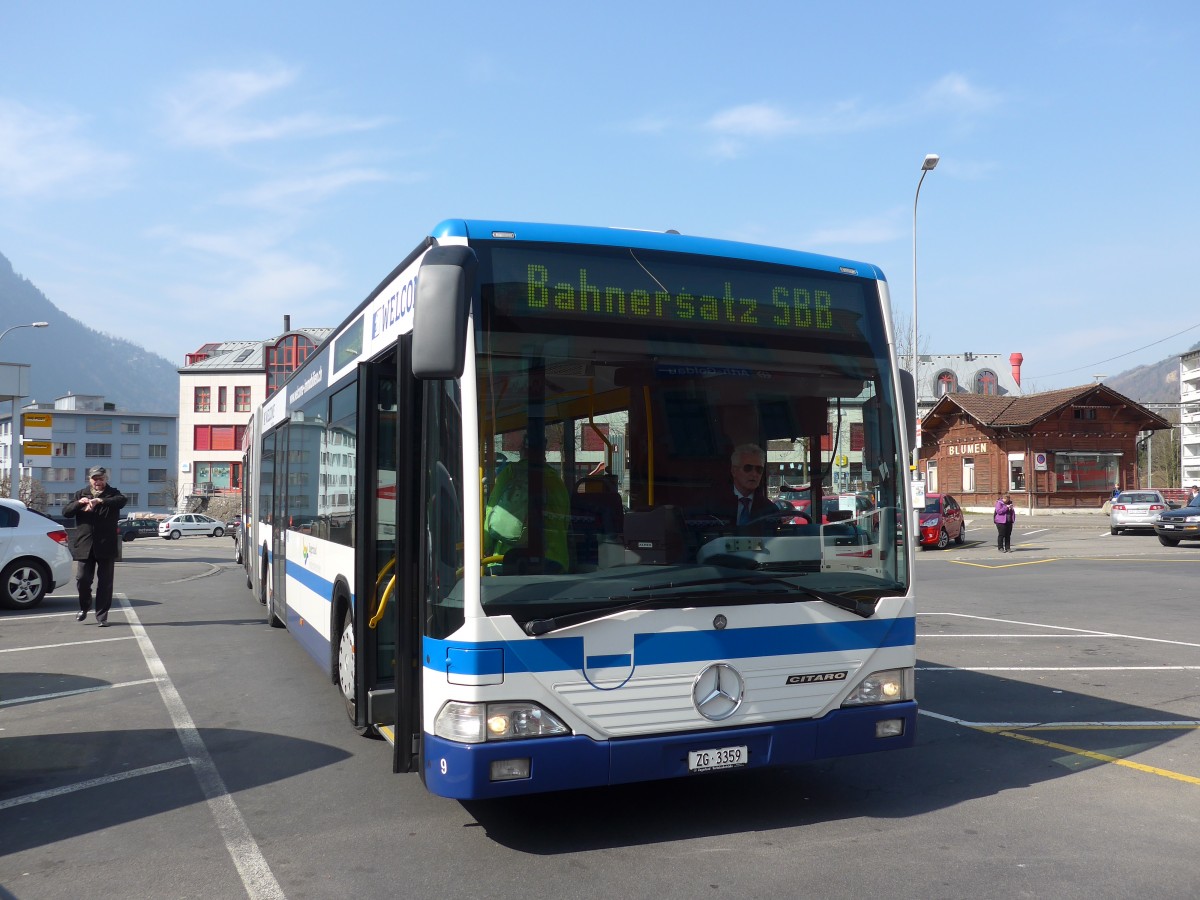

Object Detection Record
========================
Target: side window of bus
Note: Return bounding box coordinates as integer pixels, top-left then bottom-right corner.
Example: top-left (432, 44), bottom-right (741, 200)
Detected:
top-left (425, 380), bottom-right (464, 639)
top-left (325, 382), bottom-right (357, 548)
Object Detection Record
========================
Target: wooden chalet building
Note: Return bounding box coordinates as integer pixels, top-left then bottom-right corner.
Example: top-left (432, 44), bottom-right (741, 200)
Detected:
top-left (917, 384), bottom-right (1171, 511)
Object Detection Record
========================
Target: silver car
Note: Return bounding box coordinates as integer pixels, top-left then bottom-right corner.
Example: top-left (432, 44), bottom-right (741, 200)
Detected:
top-left (1110, 490), bottom-right (1168, 535)
top-left (158, 513), bottom-right (226, 540)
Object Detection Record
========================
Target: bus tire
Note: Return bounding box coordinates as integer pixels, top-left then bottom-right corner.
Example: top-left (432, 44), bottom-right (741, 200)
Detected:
top-left (337, 608), bottom-right (369, 734)
top-left (266, 569), bottom-right (285, 628)
top-left (258, 551), bottom-right (269, 605)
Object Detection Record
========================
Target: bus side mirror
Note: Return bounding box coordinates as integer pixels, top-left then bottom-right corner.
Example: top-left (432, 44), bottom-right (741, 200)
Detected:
top-left (412, 245), bottom-right (477, 379)
top-left (899, 369), bottom-right (916, 454)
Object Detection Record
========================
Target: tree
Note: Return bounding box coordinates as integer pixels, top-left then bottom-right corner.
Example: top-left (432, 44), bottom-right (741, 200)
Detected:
top-left (0, 475), bottom-right (49, 510)
top-left (889, 308), bottom-right (929, 375)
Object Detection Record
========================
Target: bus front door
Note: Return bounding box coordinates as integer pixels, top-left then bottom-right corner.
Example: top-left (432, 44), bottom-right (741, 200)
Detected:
top-left (354, 351), bottom-right (420, 774)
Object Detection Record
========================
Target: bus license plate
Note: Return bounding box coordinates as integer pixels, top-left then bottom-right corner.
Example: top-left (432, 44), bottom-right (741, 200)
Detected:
top-left (688, 745), bottom-right (748, 772)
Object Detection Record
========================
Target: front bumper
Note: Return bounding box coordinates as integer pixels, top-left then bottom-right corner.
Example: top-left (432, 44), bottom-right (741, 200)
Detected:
top-left (422, 701), bottom-right (918, 799)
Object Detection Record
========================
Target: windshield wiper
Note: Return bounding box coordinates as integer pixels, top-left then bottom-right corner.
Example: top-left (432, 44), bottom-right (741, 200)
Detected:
top-left (522, 574), bottom-right (875, 635)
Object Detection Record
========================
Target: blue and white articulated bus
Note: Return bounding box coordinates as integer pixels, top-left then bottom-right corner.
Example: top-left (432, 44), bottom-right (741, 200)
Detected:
top-left (241, 219), bottom-right (919, 800)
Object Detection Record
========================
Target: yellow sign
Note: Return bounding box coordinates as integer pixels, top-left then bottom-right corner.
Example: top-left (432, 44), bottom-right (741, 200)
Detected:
top-left (23, 440), bottom-right (52, 456)
top-left (22, 412), bottom-right (53, 429)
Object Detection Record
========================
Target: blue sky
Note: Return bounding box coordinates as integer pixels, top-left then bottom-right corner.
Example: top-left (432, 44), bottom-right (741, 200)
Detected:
top-left (2, 2), bottom-right (1198, 389)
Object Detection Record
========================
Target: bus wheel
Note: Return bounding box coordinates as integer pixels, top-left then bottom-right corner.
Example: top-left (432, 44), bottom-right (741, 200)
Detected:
top-left (337, 610), bottom-right (359, 724)
top-left (266, 572), bottom-right (285, 628)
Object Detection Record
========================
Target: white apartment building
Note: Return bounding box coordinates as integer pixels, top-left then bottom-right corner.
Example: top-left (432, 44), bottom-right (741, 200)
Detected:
top-left (1181, 347), bottom-right (1200, 487)
top-left (177, 322), bottom-right (331, 509)
top-left (0, 393), bottom-right (178, 516)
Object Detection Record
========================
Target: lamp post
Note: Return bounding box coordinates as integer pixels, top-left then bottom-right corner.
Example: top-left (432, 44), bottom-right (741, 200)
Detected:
top-left (0, 321), bottom-right (49, 348)
top-left (911, 154), bottom-right (939, 474)
top-left (1, 321), bottom-right (50, 500)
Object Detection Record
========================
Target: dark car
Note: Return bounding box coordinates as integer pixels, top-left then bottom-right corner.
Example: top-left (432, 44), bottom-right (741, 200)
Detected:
top-left (1153, 493), bottom-right (1200, 546)
top-left (119, 517), bottom-right (161, 542)
top-left (918, 492), bottom-right (966, 550)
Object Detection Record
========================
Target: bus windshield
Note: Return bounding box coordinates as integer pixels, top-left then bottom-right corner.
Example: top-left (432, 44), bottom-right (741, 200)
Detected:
top-left (469, 240), bottom-right (908, 629)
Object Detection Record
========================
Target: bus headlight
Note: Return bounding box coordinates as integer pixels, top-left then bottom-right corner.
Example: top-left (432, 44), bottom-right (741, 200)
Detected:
top-left (841, 668), bottom-right (913, 706)
top-left (434, 701), bottom-right (570, 744)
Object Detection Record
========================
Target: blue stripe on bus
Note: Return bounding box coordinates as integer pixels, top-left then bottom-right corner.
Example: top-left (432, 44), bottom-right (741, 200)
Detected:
top-left (586, 654), bottom-right (632, 669)
top-left (426, 616), bottom-right (915, 677)
top-left (286, 560), bottom-right (335, 603)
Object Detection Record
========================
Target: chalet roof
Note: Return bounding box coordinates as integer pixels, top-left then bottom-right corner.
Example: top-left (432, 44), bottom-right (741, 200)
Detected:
top-left (922, 383), bottom-right (1171, 432)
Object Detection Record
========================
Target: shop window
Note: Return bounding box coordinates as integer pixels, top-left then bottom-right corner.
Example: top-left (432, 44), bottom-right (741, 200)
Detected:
top-left (1053, 453), bottom-right (1118, 491)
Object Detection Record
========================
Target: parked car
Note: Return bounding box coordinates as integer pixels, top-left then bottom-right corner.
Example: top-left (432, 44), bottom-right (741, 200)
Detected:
top-left (119, 517), bottom-right (161, 542)
top-left (1109, 490), bottom-right (1168, 535)
top-left (0, 499), bottom-right (73, 610)
top-left (1153, 493), bottom-right (1200, 546)
top-left (158, 513), bottom-right (226, 540)
top-left (774, 486), bottom-right (873, 524)
top-left (918, 492), bottom-right (966, 550)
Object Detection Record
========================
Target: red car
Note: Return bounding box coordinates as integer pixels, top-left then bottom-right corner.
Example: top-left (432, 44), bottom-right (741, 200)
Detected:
top-left (918, 492), bottom-right (966, 549)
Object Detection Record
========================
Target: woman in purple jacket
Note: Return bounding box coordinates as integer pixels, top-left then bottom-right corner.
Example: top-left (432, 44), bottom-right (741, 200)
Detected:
top-left (994, 493), bottom-right (1016, 553)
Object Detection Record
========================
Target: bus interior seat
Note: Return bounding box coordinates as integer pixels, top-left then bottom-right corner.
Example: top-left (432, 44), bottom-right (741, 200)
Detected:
top-left (569, 476), bottom-right (624, 570)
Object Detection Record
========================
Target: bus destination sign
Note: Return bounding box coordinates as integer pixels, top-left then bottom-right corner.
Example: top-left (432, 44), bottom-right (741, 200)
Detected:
top-left (487, 246), bottom-right (868, 337)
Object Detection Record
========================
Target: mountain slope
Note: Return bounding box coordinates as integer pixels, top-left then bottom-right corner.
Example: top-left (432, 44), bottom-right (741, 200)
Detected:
top-left (1104, 339), bottom-right (1199, 406)
top-left (0, 251), bottom-right (179, 412)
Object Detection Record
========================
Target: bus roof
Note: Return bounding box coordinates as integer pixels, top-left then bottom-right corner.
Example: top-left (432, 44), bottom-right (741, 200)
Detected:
top-left (429, 219), bottom-right (887, 282)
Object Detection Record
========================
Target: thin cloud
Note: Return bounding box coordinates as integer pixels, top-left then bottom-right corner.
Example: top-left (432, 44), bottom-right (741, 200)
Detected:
top-left (703, 74), bottom-right (1001, 158)
top-left (918, 73), bottom-right (1003, 116)
top-left (804, 213), bottom-right (907, 248)
top-left (0, 99), bottom-right (130, 198)
top-left (161, 63), bottom-right (389, 150)
top-left (152, 224), bottom-right (343, 324)
top-left (230, 167), bottom-right (398, 211)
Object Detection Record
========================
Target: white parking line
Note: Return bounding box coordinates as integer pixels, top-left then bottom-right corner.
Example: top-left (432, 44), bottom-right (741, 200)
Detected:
top-left (0, 678), bottom-right (157, 707)
top-left (0, 636), bottom-right (137, 653)
top-left (920, 665), bottom-right (1200, 672)
top-left (121, 595), bottom-right (286, 900)
top-left (0, 759), bottom-right (192, 811)
top-left (919, 612), bottom-right (1200, 649)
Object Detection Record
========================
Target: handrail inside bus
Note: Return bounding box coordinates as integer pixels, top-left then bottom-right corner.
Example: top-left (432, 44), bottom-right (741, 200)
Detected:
top-left (643, 385), bottom-right (654, 506)
top-left (586, 378), bottom-right (616, 472)
top-left (369, 574), bottom-right (396, 630)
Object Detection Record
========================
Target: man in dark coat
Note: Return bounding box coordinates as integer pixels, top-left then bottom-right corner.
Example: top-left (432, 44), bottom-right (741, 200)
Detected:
top-left (63, 466), bottom-right (127, 626)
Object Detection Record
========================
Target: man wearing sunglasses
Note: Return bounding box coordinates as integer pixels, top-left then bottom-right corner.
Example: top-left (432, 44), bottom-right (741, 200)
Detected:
top-left (63, 466), bottom-right (128, 626)
top-left (706, 443), bottom-right (777, 532)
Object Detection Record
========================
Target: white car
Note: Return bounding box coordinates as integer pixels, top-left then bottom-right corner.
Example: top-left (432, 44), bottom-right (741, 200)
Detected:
top-left (158, 513), bottom-right (226, 540)
top-left (0, 499), bottom-right (74, 611)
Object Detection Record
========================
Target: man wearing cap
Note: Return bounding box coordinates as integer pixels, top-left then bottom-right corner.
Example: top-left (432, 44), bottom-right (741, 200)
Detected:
top-left (63, 466), bottom-right (127, 626)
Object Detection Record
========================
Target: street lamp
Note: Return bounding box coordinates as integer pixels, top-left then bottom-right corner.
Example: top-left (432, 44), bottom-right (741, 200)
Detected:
top-left (1, 321), bottom-right (50, 500)
top-left (911, 153), bottom-right (939, 472)
top-left (0, 321), bottom-right (49, 348)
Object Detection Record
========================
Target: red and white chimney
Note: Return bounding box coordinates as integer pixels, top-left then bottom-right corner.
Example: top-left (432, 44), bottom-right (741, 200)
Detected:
top-left (1009, 352), bottom-right (1023, 387)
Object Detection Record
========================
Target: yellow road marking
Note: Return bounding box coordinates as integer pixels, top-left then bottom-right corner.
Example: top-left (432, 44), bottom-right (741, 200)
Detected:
top-left (996, 729), bottom-right (1200, 786)
top-left (952, 557), bottom-right (1059, 569)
